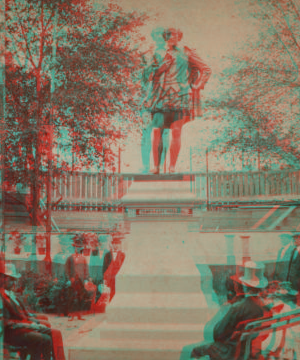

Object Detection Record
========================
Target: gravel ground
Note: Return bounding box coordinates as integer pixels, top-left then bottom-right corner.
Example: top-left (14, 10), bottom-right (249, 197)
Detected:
top-left (42, 312), bottom-right (107, 352)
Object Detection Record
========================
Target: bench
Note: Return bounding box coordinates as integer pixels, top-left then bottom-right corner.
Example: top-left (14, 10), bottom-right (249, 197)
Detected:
top-left (234, 307), bottom-right (300, 360)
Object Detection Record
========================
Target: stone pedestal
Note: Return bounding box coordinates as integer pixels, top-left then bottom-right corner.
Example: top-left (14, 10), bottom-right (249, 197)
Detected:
top-left (121, 176), bottom-right (206, 220)
top-left (68, 226), bottom-right (218, 360)
top-left (68, 177), bottom-right (219, 360)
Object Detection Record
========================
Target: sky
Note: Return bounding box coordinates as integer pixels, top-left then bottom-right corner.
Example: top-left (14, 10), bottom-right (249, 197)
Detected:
top-left (100, 0), bottom-right (262, 173)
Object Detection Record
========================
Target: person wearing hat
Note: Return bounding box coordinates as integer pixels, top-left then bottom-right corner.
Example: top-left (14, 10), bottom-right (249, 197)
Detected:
top-left (53, 233), bottom-right (74, 279)
top-left (65, 232), bottom-right (88, 282)
top-left (273, 232), bottom-right (300, 295)
top-left (184, 262), bottom-right (271, 360)
top-left (65, 233), bottom-right (89, 320)
top-left (89, 233), bottom-right (109, 287)
top-left (0, 263), bottom-right (66, 360)
top-left (86, 233), bottom-right (109, 310)
top-left (103, 235), bottom-right (125, 301)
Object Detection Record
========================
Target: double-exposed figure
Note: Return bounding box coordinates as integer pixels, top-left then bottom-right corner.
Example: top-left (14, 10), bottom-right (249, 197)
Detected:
top-left (141, 28), bottom-right (211, 174)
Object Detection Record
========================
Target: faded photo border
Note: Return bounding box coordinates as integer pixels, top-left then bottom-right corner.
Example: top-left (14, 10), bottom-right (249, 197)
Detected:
top-left (2, 0), bottom-right (300, 360)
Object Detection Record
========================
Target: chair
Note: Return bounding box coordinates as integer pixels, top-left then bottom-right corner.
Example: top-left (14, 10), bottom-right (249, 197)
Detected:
top-left (4, 344), bottom-right (29, 360)
top-left (233, 308), bottom-right (300, 360)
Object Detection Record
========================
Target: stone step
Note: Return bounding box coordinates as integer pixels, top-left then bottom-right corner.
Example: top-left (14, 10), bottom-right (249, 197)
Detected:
top-left (96, 322), bottom-right (205, 341)
top-left (106, 292), bottom-right (219, 324)
top-left (68, 338), bottom-right (197, 360)
top-left (116, 273), bottom-right (206, 293)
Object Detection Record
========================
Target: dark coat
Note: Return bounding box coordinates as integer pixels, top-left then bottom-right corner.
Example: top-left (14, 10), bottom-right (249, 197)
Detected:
top-left (274, 245), bottom-right (300, 291)
top-left (288, 249), bottom-right (300, 291)
top-left (1, 289), bottom-right (65, 360)
top-left (65, 254), bottom-right (88, 282)
top-left (103, 251), bottom-right (125, 279)
top-left (1, 290), bottom-right (31, 322)
top-left (103, 251), bottom-right (125, 300)
top-left (103, 251), bottom-right (112, 278)
top-left (0, 289), bottom-right (39, 342)
top-left (191, 295), bottom-right (271, 360)
top-left (89, 250), bottom-right (108, 286)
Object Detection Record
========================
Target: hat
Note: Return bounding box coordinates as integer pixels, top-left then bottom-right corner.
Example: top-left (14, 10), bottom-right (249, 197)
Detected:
top-left (111, 237), bottom-right (122, 244)
top-left (84, 233), bottom-right (98, 242)
top-left (72, 233), bottom-right (85, 248)
top-left (163, 28), bottom-right (183, 42)
top-left (1, 263), bottom-right (21, 279)
top-left (111, 233), bottom-right (123, 244)
top-left (238, 261), bottom-right (268, 289)
top-left (9, 230), bottom-right (21, 239)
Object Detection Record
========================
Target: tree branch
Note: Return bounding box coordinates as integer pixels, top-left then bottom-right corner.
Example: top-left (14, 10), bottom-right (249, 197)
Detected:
top-left (262, 0), bottom-right (300, 83)
top-left (44, 6), bottom-right (55, 31)
top-left (13, 0), bottom-right (37, 70)
top-left (6, 33), bottom-right (22, 67)
top-left (38, 0), bottom-right (45, 70)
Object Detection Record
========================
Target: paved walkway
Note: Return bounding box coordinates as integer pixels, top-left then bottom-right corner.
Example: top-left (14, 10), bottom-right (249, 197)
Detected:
top-left (45, 312), bottom-right (107, 355)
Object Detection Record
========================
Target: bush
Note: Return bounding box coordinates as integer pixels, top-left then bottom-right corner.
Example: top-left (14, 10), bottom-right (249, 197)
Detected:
top-left (18, 270), bottom-right (95, 315)
top-left (49, 277), bottom-right (71, 316)
top-left (18, 270), bottom-right (54, 313)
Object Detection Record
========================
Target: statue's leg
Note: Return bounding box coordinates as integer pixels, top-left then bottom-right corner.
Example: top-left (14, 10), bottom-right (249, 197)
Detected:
top-left (157, 128), bottom-right (165, 169)
top-left (169, 112), bottom-right (186, 172)
top-left (141, 125), bottom-right (152, 173)
top-left (151, 112), bottom-right (164, 173)
top-left (152, 128), bottom-right (162, 173)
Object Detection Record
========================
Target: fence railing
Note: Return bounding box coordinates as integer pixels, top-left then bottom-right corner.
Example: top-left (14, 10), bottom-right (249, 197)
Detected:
top-left (52, 173), bottom-right (134, 203)
top-left (10, 169), bottom-right (300, 205)
top-left (192, 169), bottom-right (300, 200)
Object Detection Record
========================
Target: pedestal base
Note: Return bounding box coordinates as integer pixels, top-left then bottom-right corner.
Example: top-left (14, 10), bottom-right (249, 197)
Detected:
top-left (68, 221), bottom-right (219, 360)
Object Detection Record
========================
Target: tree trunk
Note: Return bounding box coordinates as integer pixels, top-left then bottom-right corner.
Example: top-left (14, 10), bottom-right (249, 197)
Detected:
top-left (45, 125), bottom-right (53, 274)
top-left (31, 70), bottom-right (42, 270)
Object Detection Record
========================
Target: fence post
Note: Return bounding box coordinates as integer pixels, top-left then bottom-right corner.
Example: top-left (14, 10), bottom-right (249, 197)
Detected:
top-left (206, 148), bottom-right (209, 211)
top-left (240, 235), bottom-right (251, 265)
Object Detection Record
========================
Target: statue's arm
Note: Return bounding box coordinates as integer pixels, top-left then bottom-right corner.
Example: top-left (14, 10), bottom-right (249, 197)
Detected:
top-left (185, 46), bottom-right (212, 90)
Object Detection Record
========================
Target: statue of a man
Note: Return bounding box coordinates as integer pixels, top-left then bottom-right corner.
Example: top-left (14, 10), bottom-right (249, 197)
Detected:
top-left (141, 28), bottom-right (212, 174)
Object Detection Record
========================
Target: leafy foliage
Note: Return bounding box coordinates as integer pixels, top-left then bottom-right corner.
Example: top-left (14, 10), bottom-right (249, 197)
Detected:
top-left (5, 0), bottom-right (147, 225)
top-left (49, 276), bottom-right (71, 315)
top-left (18, 269), bottom-right (93, 314)
top-left (208, 0), bottom-right (300, 169)
top-left (18, 269), bottom-right (54, 312)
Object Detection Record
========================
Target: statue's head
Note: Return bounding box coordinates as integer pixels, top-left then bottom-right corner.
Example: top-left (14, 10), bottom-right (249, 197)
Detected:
top-left (151, 27), bottom-right (165, 48)
top-left (163, 28), bottom-right (183, 47)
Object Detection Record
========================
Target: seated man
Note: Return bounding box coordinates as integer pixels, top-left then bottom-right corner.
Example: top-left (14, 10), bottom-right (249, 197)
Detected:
top-left (1, 263), bottom-right (66, 360)
top-left (182, 262), bottom-right (271, 360)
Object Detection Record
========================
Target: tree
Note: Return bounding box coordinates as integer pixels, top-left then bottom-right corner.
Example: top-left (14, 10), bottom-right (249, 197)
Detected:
top-left (0, 0), bottom-right (4, 257)
top-left (209, 0), bottom-right (300, 169)
top-left (5, 0), bottom-right (147, 230)
top-left (54, 3), bottom-right (147, 171)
